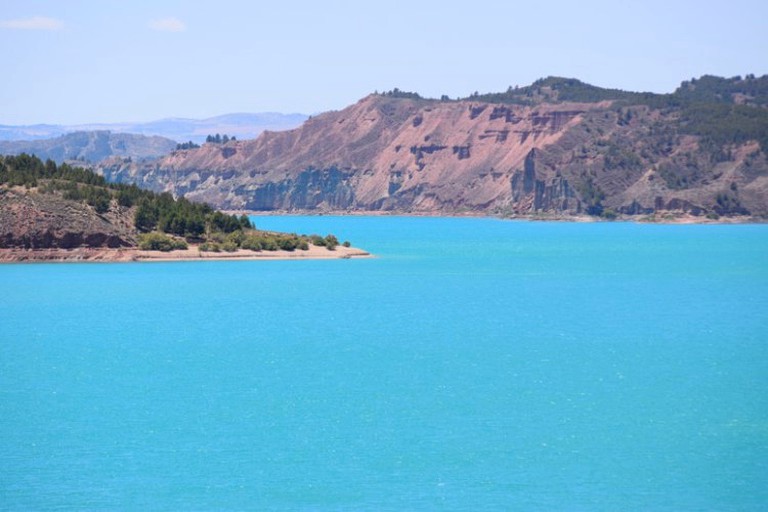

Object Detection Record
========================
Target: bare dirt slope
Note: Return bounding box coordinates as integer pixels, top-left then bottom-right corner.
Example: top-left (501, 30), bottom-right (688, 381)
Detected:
top-left (0, 187), bottom-right (136, 249)
top-left (97, 93), bottom-right (768, 218)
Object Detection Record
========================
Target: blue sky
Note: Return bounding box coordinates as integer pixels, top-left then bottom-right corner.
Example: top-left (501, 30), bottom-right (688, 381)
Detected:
top-left (1, 0), bottom-right (766, 125)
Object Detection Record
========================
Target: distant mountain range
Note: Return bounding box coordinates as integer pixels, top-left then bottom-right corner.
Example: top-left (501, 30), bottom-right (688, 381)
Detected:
top-left (0, 131), bottom-right (178, 164)
top-left (0, 112), bottom-right (308, 144)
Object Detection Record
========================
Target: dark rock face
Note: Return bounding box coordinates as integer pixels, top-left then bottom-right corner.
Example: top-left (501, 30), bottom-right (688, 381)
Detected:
top-left (511, 149), bottom-right (538, 201)
top-left (618, 200), bottom-right (654, 216)
top-left (1, 230), bottom-right (127, 249)
top-left (238, 167), bottom-right (355, 211)
top-left (510, 149), bottom-right (579, 213)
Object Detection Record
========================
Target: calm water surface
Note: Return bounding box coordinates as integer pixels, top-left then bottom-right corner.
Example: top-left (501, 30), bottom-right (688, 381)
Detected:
top-left (1, 217), bottom-right (767, 510)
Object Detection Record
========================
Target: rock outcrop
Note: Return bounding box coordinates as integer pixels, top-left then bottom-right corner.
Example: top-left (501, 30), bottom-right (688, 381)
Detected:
top-left (0, 188), bottom-right (136, 249)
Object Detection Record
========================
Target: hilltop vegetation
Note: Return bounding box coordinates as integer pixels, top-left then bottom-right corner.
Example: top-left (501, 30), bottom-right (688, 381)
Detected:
top-left (465, 75), bottom-right (768, 152)
top-left (0, 154), bottom-right (348, 252)
top-left (205, 133), bottom-right (236, 144)
top-left (465, 74), bottom-right (768, 107)
top-left (0, 153), bottom-right (250, 235)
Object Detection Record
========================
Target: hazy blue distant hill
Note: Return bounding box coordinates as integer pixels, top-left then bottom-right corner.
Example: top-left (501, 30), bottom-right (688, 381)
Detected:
top-left (0, 131), bottom-right (177, 164)
top-left (0, 124), bottom-right (68, 141)
top-left (0, 113), bottom-right (308, 143)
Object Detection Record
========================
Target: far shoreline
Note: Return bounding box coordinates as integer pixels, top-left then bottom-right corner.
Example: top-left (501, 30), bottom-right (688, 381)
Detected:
top-left (227, 209), bottom-right (765, 225)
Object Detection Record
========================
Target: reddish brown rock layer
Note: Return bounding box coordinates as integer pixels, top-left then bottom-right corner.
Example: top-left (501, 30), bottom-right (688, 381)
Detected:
top-left (0, 187), bottom-right (136, 249)
top-left (97, 95), bottom-right (768, 218)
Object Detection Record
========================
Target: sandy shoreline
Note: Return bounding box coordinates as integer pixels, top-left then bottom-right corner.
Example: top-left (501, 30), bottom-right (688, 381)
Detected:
top-left (0, 244), bottom-right (371, 263)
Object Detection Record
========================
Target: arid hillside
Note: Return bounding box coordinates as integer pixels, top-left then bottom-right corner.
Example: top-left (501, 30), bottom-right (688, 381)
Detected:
top-left (97, 76), bottom-right (768, 218)
top-left (0, 186), bottom-right (136, 250)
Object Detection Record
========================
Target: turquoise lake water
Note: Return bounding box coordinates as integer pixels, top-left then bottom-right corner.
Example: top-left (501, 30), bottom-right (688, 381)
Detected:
top-left (1, 217), bottom-right (767, 510)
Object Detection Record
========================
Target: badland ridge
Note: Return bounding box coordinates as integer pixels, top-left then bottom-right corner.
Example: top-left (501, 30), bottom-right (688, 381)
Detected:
top-left (96, 75), bottom-right (768, 219)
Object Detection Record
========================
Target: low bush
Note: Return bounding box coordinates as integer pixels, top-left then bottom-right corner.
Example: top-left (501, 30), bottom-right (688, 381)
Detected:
top-left (200, 242), bottom-right (221, 252)
top-left (221, 241), bottom-right (238, 252)
top-left (241, 235), bottom-right (262, 251)
top-left (138, 232), bottom-right (187, 251)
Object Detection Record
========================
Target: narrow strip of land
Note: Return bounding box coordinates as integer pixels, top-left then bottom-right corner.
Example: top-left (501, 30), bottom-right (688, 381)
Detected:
top-left (0, 244), bottom-right (371, 263)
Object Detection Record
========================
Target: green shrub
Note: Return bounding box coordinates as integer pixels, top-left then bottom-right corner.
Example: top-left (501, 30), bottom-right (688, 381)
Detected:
top-left (138, 232), bottom-right (184, 252)
top-left (324, 234), bottom-right (339, 250)
top-left (261, 237), bottom-right (279, 251)
top-left (309, 234), bottom-right (326, 246)
top-left (209, 232), bottom-right (227, 243)
top-left (200, 242), bottom-right (221, 252)
top-left (221, 241), bottom-right (238, 252)
top-left (241, 235), bottom-right (263, 251)
top-left (277, 236), bottom-right (298, 251)
top-left (227, 230), bottom-right (246, 247)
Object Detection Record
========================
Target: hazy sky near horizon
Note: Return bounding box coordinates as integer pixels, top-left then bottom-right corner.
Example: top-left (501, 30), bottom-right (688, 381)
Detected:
top-left (2, 0), bottom-right (766, 125)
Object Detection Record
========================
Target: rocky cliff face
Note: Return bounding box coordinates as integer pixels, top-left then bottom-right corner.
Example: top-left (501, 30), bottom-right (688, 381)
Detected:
top-left (96, 90), bottom-right (768, 218)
